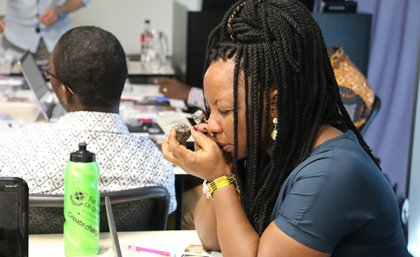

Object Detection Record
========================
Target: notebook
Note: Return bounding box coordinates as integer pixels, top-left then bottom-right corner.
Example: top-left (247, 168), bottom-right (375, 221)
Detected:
top-left (18, 50), bottom-right (65, 121)
top-left (105, 196), bottom-right (123, 257)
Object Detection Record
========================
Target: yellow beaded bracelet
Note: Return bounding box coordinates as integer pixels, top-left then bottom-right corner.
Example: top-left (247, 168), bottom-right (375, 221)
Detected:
top-left (202, 175), bottom-right (240, 200)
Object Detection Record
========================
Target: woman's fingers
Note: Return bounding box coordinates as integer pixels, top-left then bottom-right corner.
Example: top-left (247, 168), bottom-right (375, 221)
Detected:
top-left (190, 127), bottom-right (218, 152)
top-left (163, 129), bottom-right (199, 172)
top-left (162, 127), bottom-right (230, 180)
top-left (161, 132), bottom-right (178, 163)
top-left (168, 129), bottom-right (196, 161)
top-left (194, 123), bottom-right (208, 133)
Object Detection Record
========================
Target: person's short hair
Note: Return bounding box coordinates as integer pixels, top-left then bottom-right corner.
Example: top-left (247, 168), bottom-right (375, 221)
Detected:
top-left (53, 26), bottom-right (128, 110)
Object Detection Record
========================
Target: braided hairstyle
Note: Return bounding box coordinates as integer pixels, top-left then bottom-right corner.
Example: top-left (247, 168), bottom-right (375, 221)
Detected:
top-left (204, 0), bottom-right (379, 234)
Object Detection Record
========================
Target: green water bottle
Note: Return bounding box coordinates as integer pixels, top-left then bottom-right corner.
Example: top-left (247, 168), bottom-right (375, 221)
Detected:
top-left (64, 142), bottom-right (100, 256)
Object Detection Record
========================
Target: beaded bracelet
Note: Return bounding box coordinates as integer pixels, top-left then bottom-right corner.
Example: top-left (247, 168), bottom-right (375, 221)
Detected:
top-left (202, 175), bottom-right (240, 200)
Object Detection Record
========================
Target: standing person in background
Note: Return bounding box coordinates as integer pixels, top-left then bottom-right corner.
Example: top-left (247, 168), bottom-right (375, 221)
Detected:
top-left (162, 0), bottom-right (409, 256)
top-left (0, 0), bottom-right (90, 60)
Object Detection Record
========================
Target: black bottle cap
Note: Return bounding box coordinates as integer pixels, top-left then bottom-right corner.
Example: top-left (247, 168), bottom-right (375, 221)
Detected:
top-left (69, 142), bottom-right (96, 163)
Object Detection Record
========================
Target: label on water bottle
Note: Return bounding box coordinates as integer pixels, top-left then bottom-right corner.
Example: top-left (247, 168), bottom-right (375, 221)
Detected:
top-left (66, 189), bottom-right (99, 236)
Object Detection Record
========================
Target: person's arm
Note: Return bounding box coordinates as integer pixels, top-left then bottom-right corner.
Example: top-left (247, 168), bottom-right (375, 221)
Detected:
top-left (154, 78), bottom-right (206, 110)
top-left (194, 195), bottom-right (219, 250)
top-left (0, 1), bottom-right (4, 33)
top-left (154, 78), bottom-right (192, 101)
top-left (40, 0), bottom-right (89, 26)
top-left (162, 128), bottom-right (331, 257)
top-left (206, 183), bottom-right (330, 257)
top-left (0, 18), bottom-right (4, 33)
top-left (56, 0), bottom-right (89, 13)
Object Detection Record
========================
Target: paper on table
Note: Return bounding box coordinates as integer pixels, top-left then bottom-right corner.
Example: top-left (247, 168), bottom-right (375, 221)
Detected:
top-left (179, 244), bottom-right (223, 257)
top-left (168, 99), bottom-right (187, 110)
top-left (121, 84), bottom-right (163, 101)
top-left (0, 76), bottom-right (24, 86)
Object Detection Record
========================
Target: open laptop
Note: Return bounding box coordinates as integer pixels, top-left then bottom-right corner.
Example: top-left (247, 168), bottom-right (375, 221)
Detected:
top-left (18, 50), bottom-right (66, 121)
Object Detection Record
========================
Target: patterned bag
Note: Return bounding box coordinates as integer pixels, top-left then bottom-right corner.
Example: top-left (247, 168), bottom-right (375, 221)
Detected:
top-left (329, 46), bottom-right (375, 129)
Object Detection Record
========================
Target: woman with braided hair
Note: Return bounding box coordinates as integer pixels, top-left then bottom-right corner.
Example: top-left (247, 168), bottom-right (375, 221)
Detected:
top-left (162, 0), bottom-right (409, 256)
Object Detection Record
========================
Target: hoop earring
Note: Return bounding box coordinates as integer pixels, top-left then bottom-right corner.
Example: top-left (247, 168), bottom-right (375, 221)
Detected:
top-left (271, 117), bottom-right (278, 140)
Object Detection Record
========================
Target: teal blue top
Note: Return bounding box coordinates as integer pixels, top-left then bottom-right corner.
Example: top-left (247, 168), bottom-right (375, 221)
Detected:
top-left (271, 130), bottom-right (409, 256)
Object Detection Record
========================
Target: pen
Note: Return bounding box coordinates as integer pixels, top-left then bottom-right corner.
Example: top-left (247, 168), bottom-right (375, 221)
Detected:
top-left (128, 245), bottom-right (174, 256)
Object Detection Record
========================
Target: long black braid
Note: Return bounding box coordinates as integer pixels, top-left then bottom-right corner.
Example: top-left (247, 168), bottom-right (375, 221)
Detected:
top-left (204, 0), bottom-right (380, 235)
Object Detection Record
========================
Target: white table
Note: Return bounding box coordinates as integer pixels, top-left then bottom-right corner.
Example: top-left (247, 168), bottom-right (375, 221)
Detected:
top-left (29, 230), bottom-right (206, 257)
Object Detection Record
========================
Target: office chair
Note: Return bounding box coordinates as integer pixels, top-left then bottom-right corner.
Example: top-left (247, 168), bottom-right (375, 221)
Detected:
top-left (28, 186), bottom-right (170, 234)
top-left (359, 95), bottom-right (381, 135)
top-left (329, 46), bottom-right (380, 135)
top-left (340, 90), bottom-right (381, 136)
top-left (339, 87), bottom-right (381, 135)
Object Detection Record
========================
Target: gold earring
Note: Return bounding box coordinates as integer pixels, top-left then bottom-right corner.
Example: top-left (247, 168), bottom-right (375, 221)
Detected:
top-left (271, 117), bottom-right (278, 140)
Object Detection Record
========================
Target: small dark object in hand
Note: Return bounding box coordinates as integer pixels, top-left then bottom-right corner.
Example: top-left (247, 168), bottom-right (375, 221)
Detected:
top-left (173, 123), bottom-right (191, 145)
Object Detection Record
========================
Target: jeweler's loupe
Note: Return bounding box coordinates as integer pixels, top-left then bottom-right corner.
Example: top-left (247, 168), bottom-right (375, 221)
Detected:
top-left (192, 110), bottom-right (208, 125)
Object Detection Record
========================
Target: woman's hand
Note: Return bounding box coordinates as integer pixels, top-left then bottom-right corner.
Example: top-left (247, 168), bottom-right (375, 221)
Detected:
top-left (162, 126), bottom-right (232, 181)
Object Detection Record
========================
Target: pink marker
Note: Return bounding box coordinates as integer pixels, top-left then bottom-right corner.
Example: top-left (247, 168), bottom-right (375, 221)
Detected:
top-left (128, 245), bottom-right (174, 256)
